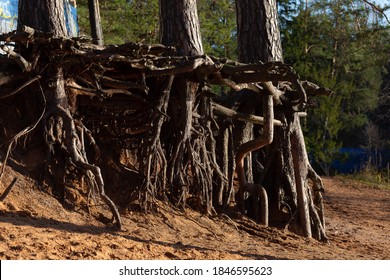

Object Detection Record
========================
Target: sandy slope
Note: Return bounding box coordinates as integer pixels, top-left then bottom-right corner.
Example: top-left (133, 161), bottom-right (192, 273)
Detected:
top-left (0, 166), bottom-right (389, 260)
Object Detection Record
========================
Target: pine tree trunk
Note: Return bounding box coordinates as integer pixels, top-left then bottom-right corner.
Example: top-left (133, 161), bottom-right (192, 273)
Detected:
top-left (235, 0), bottom-right (326, 239)
top-left (236, 0), bottom-right (282, 63)
top-left (149, 0), bottom-right (221, 214)
top-left (18, 0), bottom-right (68, 36)
top-left (159, 0), bottom-right (203, 56)
top-left (88, 0), bottom-right (104, 46)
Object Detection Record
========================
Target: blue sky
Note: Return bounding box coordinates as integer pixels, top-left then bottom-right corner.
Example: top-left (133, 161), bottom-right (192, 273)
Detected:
top-left (374, 0), bottom-right (389, 6)
top-left (373, 0), bottom-right (390, 20)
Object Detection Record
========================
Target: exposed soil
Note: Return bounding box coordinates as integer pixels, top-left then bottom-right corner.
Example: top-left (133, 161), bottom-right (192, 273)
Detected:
top-left (0, 164), bottom-right (389, 260)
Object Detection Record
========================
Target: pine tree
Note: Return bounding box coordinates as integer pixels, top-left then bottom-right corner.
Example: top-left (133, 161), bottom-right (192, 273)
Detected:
top-left (198, 0), bottom-right (237, 58)
top-left (282, 0), bottom-right (390, 174)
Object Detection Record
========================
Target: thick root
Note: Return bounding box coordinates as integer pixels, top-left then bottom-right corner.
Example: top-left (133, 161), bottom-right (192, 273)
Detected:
top-left (235, 94), bottom-right (273, 225)
top-left (50, 106), bottom-right (122, 230)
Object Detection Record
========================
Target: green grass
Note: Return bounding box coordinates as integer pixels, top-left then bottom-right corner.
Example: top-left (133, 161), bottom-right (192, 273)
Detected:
top-left (338, 165), bottom-right (390, 190)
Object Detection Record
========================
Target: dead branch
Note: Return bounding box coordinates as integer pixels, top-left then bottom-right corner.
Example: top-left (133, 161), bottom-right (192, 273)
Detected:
top-left (212, 102), bottom-right (284, 127)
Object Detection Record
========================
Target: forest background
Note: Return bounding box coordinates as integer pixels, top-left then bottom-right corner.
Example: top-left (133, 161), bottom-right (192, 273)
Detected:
top-left (76, 0), bottom-right (390, 178)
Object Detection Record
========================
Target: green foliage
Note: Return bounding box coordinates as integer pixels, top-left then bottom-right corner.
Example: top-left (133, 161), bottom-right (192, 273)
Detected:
top-left (372, 60), bottom-right (390, 147)
top-left (77, 0), bottom-right (238, 96)
top-left (198, 0), bottom-right (237, 58)
top-left (281, 0), bottom-right (390, 173)
top-left (77, 0), bottom-right (159, 44)
top-left (341, 161), bottom-right (390, 190)
top-left (77, 0), bottom-right (237, 57)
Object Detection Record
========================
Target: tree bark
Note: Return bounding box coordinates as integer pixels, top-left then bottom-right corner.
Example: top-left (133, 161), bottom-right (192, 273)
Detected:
top-left (236, 0), bottom-right (283, 63)
top-left (18, 0), bottom-right (68, 36)
top-left (88, 0), bottom-right (104, 46)
top-left (159, 0), bottom-right (203, 56)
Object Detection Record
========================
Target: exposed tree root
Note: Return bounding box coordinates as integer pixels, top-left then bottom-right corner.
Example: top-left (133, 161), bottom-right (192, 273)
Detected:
top-left (140, 75), bottom-right (173, 209)
top-left (236, 94), bottom-right (274, 226)
top-left (163, 80), bottom-right (225, 215)
top-left (308, 163), bottom-right (326, 227)
top-left (46, 106), bottom-right (122, 229)
top-left (0, 78), bottom-right (45, 180)
top-left (290, 115), bottom-right (327, 239)
top-left (0, 29), bottom-right (333, 239)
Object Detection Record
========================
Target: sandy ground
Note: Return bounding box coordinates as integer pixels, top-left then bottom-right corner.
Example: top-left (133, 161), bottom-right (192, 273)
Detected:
top-left (0, 166), bottom-right (389, 260)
